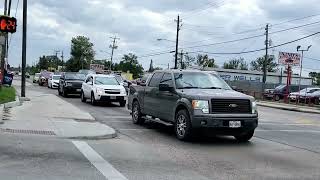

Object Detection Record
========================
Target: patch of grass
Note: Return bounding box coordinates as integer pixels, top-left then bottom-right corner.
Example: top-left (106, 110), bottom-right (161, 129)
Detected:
top-left (0, 86), bottom-right (16, 104)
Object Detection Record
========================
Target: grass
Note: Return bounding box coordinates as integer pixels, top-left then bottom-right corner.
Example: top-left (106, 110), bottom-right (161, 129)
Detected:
top-left (0, 86), bottom-right (16, 104)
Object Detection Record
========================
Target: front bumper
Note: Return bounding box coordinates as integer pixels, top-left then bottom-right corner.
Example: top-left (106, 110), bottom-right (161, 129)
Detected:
top-left (96, 95), bottom-right (126, 102)
top-left (191, 114), bottom-right (258, 134)
top-left (64, 86), bottom-right (82, 94)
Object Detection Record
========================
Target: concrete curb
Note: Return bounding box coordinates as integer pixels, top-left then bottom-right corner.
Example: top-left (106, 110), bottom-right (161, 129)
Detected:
top-left (0, 104), bottom-right (3, 124)
top-left (64, 132), bottom-right (117, 140)
top-left (3, 96), bottom-right (21, 108)
top-left (257, 102), bottom-right (320, 114)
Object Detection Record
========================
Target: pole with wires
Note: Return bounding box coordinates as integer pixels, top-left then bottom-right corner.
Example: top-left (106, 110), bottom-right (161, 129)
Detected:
top-left (109, 36), bottom-right (119, 71)
top-left (174, 15), bottom-right (181, 69)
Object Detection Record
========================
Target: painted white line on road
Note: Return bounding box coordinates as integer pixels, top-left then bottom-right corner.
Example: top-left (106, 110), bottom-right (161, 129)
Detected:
top-left (72, 141), bottom-right (128, 180)
top-left (259, 122), bottom-right (320, 126)
top-left (256, 130), bottom-right (320, 133)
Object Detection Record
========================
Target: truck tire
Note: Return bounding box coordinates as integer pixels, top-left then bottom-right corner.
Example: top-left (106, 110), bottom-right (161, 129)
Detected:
top-left (234, 130), bottom-right (254, 142)
top-left (132, 101), bottom-right (144, 124)
top-left (62, 88), bottom-right (68, 97)
top-left (91, 92), bottom-right (98, 106)
top-left (81, 91), bottom-right (86, 103)
top-left (275, 95), bottom-right (280, 101)
top-left (175, 109), bottom-right (192, 141)
top-left (119, 100), bottom-right (126, 107)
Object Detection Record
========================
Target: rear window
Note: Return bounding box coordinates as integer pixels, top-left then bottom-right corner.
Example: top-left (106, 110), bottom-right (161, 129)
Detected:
top-left (65, 73), bottom-right (85, 80)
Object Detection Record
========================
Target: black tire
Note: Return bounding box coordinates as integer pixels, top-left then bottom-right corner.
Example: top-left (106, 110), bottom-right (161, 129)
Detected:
top-left (315, 98), bottom-right (319, 105)
top-left (91, 92), bottom-right (97, 106)
top-left (62, 88), bottom-right (68, 97)
top-left (58, 87), bottom-right (62, 95)
top-left (81, 91), bottom-right (86, 103)
top-left (275, 95), bottom-right (280, 101)
top-left (234, 130), bottom-right (255, 142)
top-left (175, 109), bottom-right (192, 141)
top-left (132, 101), bottom-right (144, 124)
top-left (119, 100), bottom-right (126, 107)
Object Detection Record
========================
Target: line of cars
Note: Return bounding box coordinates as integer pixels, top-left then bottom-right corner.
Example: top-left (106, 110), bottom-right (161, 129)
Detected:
top-left (264, 84), bottom-right (320, 104)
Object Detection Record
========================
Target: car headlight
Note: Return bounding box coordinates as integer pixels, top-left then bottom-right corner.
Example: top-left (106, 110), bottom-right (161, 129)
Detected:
top-left (251, 101), bottom-right (257, 114)
top-left (65, 82), bottom-right (72, 86)
top-left (192, 100), bottom-right (209, 114)
top-left (96, 88), bottom-right (104, 94)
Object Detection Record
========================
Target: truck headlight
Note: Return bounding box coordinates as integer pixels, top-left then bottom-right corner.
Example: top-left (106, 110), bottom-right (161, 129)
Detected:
top-left (192, 100), bottom-right (209, 114)
top-left (96, 88), bottom-right (104, 94)
top-left (120, 88), bottom-right (126, 94)
top-left (251, 101), bottom-right (257, 114)
top-left (65, 82), bottom-right (72, 87)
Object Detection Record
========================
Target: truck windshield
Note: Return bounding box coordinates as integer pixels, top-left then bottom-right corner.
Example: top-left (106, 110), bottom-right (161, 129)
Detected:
top-left (174, 72), bottom-right (231, 90)
top-left (95, 77), bottom-right (119, 85)
top-left (65, 73), bottom-right (85, 80)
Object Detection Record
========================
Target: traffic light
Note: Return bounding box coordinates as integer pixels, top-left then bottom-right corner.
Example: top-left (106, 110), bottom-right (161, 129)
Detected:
top-left (0, 15), bottom-right (17, 33)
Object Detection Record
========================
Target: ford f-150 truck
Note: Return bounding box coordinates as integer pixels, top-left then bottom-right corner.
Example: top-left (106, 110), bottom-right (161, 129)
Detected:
top-left (128, 70), bottom-right (258, 141)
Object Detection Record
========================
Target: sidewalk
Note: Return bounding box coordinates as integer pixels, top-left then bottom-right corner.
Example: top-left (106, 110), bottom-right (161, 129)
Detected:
top-left (0, 79), bottom-right (116, 139)
top-left (257, 100), bottom-right (320, 114)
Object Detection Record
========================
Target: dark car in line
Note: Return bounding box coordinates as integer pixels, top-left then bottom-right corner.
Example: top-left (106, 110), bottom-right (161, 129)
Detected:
top-left (273, 85), bottom-right (300, 101)
top-left (128, 70), bottom-right (258, 141)
top-left (58, 72), bottom-right (86, 97)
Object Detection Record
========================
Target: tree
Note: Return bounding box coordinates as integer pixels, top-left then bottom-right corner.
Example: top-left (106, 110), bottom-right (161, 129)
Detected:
top-left (196, 54), bottom-right (218, 68)
top-left (309, 72), bottom-right (320, 85)
top-left (38, 56), bottom-right (49, 70)
top-left (223, 57), bottom-right (248, 70)
top-left (183, 54), bottom-right (196, 69)
top-left (117, 53), bottom-right (144, 79)
top-left (250, 55), bottom-right (278, 72)
top-left (66, 36), bottom-right (95, 71)
top-left (148, 59), bottom-right (154, 72)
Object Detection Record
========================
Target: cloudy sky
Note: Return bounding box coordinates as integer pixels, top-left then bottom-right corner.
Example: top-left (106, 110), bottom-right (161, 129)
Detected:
top-left (6, 0), bottom-right (320, 76)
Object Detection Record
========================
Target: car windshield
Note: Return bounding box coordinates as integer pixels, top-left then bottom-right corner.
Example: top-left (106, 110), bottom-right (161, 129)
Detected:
top-left (95, 76), bottom-right (119, 85)
top-left (52, 75), bottom-right (60, 80)
top-left (114, 75), bottom-right (123, 83)
top-left (174, 72), bottom-right (231, 90)
top-left (35, 73), bottom-right (40, 77)
top-left (65, 73), bottom-right (85, 80)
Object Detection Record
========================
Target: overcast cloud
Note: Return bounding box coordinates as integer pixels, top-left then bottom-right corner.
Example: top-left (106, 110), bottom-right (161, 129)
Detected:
top-left (7, 0), bottom-right (320, 75)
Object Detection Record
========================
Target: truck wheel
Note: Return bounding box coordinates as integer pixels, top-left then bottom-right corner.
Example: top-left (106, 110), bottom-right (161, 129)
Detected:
top-left (275, 95), bottom-right (280, 101)
top-left (175, 109), bottom-right (192, 141)
top-left (62, 88), bottom-right (68, 97)
top-left (58, 87), bottom-right (62, 95)
top-left (234, 130), bottom-right (254, 142)
top-left (91, 93), bottom-right (97, 106)
top-left (81, 91), bottom-right (86, 103)
top-left (132, 101), bottom-right (144, 124)
top-left (315, 98), bottom-right (320, 105)
top-left (119, 100), bottom-right (126, 107)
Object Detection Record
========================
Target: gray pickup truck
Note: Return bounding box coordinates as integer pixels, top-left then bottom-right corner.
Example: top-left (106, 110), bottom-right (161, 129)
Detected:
top-left (128, 70), bottom-right (258, 141)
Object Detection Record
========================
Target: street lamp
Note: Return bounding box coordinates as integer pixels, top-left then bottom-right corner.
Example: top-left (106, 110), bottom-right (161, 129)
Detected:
top-left (297, 45), bottom-right (312, 93)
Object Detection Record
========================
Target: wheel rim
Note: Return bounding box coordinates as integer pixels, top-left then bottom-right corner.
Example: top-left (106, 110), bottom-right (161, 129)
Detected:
top-left (132, 104), bottom-right (139, 122)
top-left (176, 115), bottom-right (187, 137)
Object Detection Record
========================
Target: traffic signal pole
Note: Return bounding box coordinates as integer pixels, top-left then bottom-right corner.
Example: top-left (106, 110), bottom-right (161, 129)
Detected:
top-left (21, 0), bottom-right (27, 97)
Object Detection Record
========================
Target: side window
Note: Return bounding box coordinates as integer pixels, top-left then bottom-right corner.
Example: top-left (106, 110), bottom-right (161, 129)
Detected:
top-left (86, 76), bottom-right (92, 83)
top-left (160, 73), bottom-right (173, 87)
top-left (148, 72), bottom-right (164, 87)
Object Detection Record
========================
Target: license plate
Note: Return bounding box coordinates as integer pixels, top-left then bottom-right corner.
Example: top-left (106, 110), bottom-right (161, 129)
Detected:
top-left (110, 96), bottom-right (116, 100)
top-left (76, 89), bottom-right (81, 92)
top-left (229, 121), bottom-right (241, 128)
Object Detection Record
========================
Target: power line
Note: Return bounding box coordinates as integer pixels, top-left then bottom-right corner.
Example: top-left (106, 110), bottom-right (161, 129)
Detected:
top-left (269, 20), bottom-right (320, 35)
top-left (188, 32), bottom-right (320, 55)
top-left (304, 57), bottom-right (320, 62)
top-left (272, 13), bottom-right (320, 27)
top-left (183, 0), bottom-right (225, 19)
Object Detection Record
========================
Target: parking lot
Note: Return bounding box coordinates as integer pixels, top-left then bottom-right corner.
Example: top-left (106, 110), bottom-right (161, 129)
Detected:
top-left (22, 80), bottom-right (320, 180)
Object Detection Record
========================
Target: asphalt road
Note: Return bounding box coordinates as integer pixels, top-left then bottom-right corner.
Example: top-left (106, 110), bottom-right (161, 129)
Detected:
top-left (2, 82), bottom-right (320, 180)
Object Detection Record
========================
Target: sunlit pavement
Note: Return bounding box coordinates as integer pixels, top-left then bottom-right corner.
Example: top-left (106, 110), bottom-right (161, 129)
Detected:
top-left (1, 82), bottom-right (320, 180)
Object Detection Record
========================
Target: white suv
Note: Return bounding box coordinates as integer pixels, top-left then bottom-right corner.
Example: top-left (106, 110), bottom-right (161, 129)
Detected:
top-left (81, 74), bottom-right (127, 106)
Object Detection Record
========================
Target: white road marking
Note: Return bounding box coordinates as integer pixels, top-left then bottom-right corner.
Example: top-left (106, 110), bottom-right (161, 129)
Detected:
top-left (259, 122), bottom-right (320, 126)
top-left (256, 130), bottom-right (320, 133)
top-left (72, 141), bottom-right (128, 180)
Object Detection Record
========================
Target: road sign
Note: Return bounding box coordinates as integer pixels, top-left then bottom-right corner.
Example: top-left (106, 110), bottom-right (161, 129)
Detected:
top-left (278, 52), bottom-right (301, 66)
top-left (90, 64), bottom-right (105, 73)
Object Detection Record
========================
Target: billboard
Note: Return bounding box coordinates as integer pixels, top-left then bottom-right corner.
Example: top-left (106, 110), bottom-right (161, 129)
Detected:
top-left (278, 52), bottom-right (301, 66)
top-left (90, 64), bottom-right (105, 73)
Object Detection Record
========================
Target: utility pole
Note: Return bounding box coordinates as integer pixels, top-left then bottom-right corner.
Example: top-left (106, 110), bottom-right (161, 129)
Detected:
top-left (262, 23), bottom-right (269, 85)
top-left (21, 0), bottom-right (27, 97)
top-left (109, 36), bottom-right (119, 71)
top-left (61, 50), bottom-right (64, 63)
top-left (174, 15), bottom-right (181, 69)
top-left (297, 45), bottom-right (312, 93)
